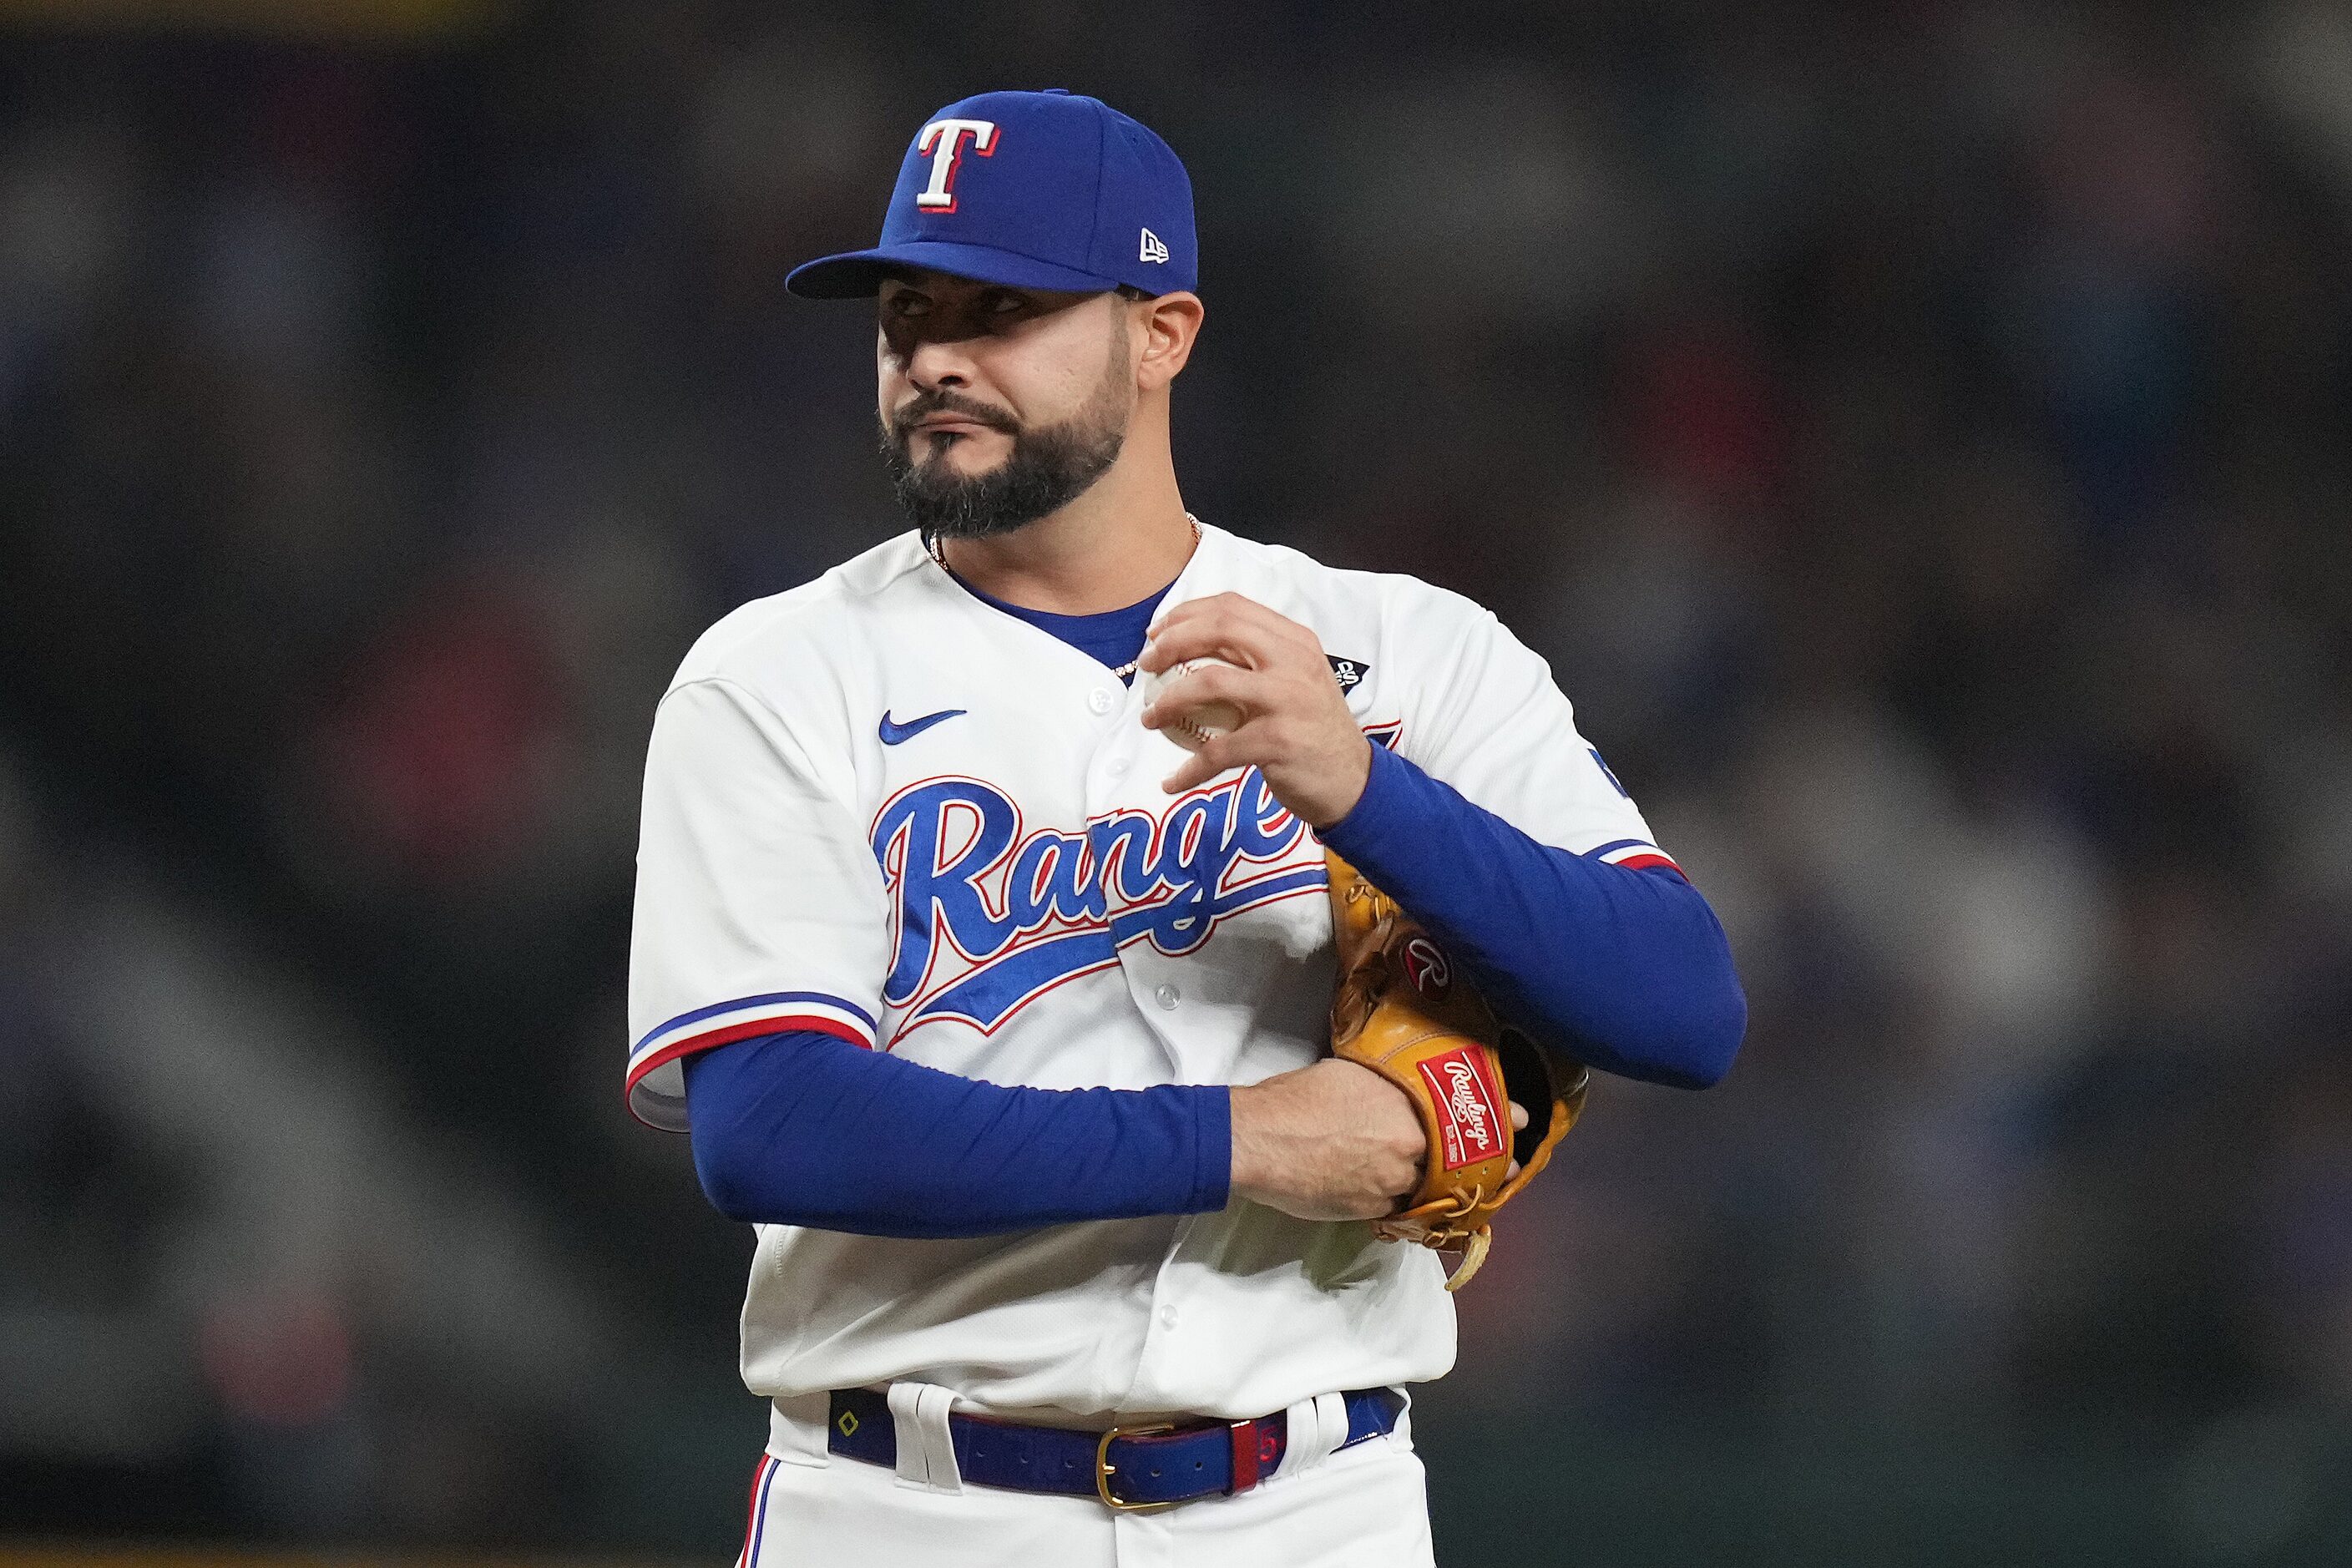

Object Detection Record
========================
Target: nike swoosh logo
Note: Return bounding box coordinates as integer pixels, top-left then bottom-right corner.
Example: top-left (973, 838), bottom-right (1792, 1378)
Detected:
top-left (878, 708), bottom-right (967, 746)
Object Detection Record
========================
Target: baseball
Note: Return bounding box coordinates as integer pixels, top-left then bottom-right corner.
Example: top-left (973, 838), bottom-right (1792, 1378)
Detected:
top-left (1138, 655), bottom-right (1245, 752)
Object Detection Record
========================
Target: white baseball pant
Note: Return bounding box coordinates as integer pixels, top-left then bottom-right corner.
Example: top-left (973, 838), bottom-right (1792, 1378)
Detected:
top-left (733, 1383), bottom-right (1438, 1567)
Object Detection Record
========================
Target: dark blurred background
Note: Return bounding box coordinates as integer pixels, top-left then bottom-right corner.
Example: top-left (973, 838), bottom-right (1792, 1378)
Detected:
top-left (6, 0), bottom-right (2352, 1562)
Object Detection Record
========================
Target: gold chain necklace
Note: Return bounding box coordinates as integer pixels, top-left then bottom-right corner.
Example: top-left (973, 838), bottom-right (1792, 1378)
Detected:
top-left (929, 514), bottom-right (1202, 680)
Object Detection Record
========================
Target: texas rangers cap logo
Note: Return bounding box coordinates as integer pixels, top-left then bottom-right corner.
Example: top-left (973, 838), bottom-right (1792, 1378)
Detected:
top-left (913, 118), bottom-right (998, 213)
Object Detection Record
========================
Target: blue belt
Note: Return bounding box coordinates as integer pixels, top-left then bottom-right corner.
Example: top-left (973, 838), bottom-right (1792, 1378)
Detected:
top-left (827, 1386), bottom-right (1404, 1510)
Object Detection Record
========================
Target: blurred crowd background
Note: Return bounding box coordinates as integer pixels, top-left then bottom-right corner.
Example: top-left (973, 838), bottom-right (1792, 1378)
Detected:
top-left (7, 1), bottom-right (2352, 1561)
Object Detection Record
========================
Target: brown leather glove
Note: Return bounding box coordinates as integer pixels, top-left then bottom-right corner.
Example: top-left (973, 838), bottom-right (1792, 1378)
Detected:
top-left (1326, 849), bottom-right (1587, 1290)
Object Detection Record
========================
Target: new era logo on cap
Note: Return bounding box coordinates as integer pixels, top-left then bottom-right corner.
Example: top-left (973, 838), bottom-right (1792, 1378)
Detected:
top-left (786, 89), bottom-right (1198, 299)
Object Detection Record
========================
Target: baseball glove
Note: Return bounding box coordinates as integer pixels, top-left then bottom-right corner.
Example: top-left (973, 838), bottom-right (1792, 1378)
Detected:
top-left (1326, 850), bottom-right (1587, 1291)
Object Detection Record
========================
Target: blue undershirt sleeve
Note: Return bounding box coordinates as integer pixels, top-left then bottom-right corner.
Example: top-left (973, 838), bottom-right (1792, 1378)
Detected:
top-left (1319, 741), bottom-right (1747, 1089)
top-left (682, 1030), bottom-right (1233, 1237)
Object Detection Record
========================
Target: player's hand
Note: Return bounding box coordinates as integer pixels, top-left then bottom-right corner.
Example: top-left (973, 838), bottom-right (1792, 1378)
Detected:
top-left (1139, 593), bottom-right (1371, 827)
top-left (1229, 1059), bottom-right (1530, 1223)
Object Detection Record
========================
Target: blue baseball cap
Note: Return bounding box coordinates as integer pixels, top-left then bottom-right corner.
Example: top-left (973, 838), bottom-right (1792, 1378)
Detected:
top-left (786, 89), bottom-right (1197, 300)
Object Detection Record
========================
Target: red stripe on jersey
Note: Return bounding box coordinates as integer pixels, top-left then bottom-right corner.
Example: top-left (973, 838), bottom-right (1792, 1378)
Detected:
top-left (1612, 852), bottom-right (1683, 876)
top-left (625, 1014), bottom-right (874, 1129)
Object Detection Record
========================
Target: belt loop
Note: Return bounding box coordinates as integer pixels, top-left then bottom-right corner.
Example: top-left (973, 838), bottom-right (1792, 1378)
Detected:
top-left (766, 1391), bottom-right (831, 1468)
top-left (1227, 1415), bottom-right (1279, 1494)
top-left (1313, 1389), bottom-right (1350, 1465)
top-left (888, 1381), bottom-right (964, 1494)
top-left (1229, 1421), bottom-right (1258, 1494)
top-left (1270, 1392), bottom-right (1345, 1480)
top-left (917, 1384), bottom-right (964, 1492)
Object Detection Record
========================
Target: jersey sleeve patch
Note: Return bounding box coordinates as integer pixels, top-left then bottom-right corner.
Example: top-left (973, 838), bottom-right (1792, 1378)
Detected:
top-left (625, 990), bottom-right (878, 1131)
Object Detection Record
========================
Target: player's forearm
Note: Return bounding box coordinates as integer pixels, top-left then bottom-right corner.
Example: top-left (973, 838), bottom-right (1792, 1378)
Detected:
top-left (683, 1031), bottom-right (1232, 1237)
top-left (1227, 1058), bottom-right (1429, 1221)
top-left (1319, 743), bottom-right (1748, 1088)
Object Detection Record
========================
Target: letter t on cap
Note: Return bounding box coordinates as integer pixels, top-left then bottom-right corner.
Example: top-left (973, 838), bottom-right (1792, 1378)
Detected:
top-left (914, 119), bottom-right (999, 212)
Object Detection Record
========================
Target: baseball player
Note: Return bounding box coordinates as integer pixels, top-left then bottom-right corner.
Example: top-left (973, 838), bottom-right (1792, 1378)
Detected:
top-left (627, 89), bottom-right (1745, 1566)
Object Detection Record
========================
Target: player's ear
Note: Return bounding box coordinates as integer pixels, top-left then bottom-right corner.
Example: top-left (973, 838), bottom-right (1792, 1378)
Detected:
top-left (1132, 291), bottom-right (1203, 391)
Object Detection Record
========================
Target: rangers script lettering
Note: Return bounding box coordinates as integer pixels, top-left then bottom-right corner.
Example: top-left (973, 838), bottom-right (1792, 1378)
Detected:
top-left (872, 767), bottom-right (1319, 1037)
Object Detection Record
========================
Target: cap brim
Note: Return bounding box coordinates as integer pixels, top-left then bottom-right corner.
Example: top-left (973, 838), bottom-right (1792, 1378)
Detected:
top-left (786, 240), bottom-right (1123, 299)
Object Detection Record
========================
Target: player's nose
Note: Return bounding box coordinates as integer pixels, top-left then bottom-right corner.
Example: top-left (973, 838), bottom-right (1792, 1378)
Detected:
top-left (903, 332), bottom-right (979, 392)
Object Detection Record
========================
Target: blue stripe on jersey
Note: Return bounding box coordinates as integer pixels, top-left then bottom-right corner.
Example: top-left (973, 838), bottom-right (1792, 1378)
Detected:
top-left (634, 989), bottom-right (878, 1054)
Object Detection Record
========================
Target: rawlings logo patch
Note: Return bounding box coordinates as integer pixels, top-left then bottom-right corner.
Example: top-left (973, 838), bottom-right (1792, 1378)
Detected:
top-left (1418, 1046), bottom-right (1505, 1170)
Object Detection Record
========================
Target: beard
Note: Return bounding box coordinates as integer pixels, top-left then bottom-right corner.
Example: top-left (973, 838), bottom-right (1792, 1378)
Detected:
top-left (878, 333), bottom-right (1131, 540)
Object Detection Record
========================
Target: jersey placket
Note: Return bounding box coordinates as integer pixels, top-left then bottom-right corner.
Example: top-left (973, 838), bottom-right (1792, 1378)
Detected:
top-left (1083, 609), bottom-right (1217, 1402)
top-left (1083, 675), bottom-right (1196, 1083)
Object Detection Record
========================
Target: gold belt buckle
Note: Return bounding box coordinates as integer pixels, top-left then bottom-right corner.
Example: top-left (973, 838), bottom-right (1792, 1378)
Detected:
top-left (1095, 1423), bottom-right (1179, 1512)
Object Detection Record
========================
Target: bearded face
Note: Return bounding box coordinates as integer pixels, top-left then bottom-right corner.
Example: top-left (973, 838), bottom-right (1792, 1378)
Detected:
top-left (875, 279), bottom-right (1137, 539)
top-left (879, 323), bottom-right (1130, 539)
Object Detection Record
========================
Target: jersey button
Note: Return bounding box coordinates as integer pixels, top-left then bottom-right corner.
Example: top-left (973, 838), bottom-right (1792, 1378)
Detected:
top-left (1154, 984), bottom-right (1180, 1009)
top-left (1159, 1304), bottom-right (1179, 1328)
top-left (1106, 756), bottom-right (1130, 778)
top-left (1088, 688), bottom-right (1115, 715)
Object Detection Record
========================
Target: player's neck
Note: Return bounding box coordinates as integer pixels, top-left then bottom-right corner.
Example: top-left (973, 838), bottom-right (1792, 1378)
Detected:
top-left (934, 441), bottom-right (1194, 615)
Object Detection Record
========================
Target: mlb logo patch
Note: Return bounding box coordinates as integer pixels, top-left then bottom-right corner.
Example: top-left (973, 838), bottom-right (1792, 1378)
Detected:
top-left (1416, 1045), bottom-right (1505, 1170)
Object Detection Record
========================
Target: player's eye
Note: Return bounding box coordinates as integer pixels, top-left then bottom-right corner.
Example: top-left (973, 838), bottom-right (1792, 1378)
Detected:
top-left (885, 292), bottom-right (930, 317)
top-left (983, 291), bottom-right (1028, 316)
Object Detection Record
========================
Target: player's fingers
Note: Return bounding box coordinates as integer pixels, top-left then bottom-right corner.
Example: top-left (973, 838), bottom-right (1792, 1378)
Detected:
top-left (1139, 610), bottom-right (1287, 676)
top-left (1156, 709), bottom-right (1307, 788)
top-left (1510, 1100), bottom-right (1529, 1130)
top-left (1148, 592), bottom-right (1307, 645)
top-left (1190, 592), bottom-right (1323, 655)
top-left (1229, 600), bottom-right (1326, 661)
top-left (1138, 596), bottom-right (1230, 660)
top-left (1159, 732), bottom-right (1244, 794)
top-left (1143, 594), bottom-right (1326, 674)
top-left (1160, 712), bottom-right (1325, 793)
top-left (1138, 661), bottom-right (1270, 730)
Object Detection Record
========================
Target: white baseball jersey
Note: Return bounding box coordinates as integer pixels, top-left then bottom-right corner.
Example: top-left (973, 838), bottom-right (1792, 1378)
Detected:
top-left (626, 519), bottom-right (1671, 1422)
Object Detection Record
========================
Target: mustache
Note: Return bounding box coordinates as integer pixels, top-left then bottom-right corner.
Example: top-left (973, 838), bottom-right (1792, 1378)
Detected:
top-left (888, 390), bottom-right (1022, 442)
